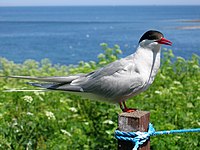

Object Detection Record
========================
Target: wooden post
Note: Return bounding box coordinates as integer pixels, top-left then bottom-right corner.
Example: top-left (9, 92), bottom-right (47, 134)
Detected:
top-left (118, 111), bottom-right (150, 150)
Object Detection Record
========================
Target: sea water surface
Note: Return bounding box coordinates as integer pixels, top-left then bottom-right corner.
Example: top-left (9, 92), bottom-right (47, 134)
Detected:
top-left (0, 6), bottom-right (200, 65)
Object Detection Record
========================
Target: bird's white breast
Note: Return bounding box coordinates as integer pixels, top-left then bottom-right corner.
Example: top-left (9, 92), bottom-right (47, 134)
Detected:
top-left (133, 45), bottom-right (161, 91)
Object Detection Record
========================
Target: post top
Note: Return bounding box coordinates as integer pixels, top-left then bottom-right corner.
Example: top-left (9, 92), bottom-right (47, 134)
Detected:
top-left (119, 110), bottom-right (150, 118)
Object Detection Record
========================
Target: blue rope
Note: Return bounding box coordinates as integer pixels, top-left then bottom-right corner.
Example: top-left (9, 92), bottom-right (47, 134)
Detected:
top-left (115, 123), bottom-right (200, 150)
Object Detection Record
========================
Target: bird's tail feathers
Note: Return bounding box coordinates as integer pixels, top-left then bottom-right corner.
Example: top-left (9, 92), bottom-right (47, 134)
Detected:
top-left (27, 82), bottom-right (83, 92)
top-left (27, 82), bottom-right (59, 89)
top-left (1, 75), bottom-right (84, 92)
top-left (3, 89), bottom-right (48, 92)
top-left (3, 82), bottom-right (59, 92)
top-left (2, 75), bottom-right (81, 83)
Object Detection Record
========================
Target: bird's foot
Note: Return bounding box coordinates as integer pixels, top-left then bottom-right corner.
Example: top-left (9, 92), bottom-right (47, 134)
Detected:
top-left (119, 101), bottom-right (137, 113)
top-left (122, 108), bottom-right (137, 113)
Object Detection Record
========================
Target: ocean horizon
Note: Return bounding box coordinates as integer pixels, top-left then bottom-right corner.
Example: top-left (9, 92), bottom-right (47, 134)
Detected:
top-left (0, 6), bottom-right (200, 65)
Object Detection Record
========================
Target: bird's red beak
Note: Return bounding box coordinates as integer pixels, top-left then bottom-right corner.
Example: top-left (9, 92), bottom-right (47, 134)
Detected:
top-left (156, 37), bottom-right (172, 46)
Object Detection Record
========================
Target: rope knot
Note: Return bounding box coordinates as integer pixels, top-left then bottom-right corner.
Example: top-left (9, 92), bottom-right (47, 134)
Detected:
top-left (115, 123), bottom-right (155, 150)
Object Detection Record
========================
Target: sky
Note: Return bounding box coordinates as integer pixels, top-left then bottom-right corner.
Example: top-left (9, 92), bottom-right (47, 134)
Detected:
top-left (0, 0), bottom-right (200, 6)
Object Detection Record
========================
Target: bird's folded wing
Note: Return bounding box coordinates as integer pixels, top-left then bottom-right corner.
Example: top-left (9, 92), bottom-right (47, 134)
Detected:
top-left (71, 57), bottom-right (134, 85)
top-left (69, 59), bottom-right (144, 100)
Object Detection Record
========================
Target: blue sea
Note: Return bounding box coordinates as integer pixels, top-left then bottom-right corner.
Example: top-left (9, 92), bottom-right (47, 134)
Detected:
top-left (0, 6), bottom-right (200, 65)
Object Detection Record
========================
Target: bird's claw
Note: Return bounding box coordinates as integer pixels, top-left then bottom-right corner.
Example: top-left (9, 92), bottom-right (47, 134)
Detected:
top-left (122, 108), bottom-right (137, 113)
top-left (119, 101), bottom-right (137, 113)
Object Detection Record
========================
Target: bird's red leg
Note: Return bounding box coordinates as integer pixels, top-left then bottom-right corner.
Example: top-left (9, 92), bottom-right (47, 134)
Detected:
top-left (119, 102), bottom-right (124, 110)
top-left (119, 101), bottom-right (137, 113)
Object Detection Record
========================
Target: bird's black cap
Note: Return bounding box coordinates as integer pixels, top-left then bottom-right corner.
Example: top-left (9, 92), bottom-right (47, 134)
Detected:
top-left (139, 30), bottom-right (164, 43)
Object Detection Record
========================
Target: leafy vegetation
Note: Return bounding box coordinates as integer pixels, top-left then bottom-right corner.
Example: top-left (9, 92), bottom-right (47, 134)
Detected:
top-left (0, 43), bottom-right (199, 150)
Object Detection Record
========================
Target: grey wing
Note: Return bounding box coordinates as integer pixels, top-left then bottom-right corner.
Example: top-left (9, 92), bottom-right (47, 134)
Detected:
top-left (82, 71), bottom-right (144, 102)
top-left (69, 59), bottom-right (145, 102)
top-left (4, 59), bottom-right (126, 92)
top-left (31, 59), bottom-right (130, 91)
top-left (71, 57), bottom-right (133, 85)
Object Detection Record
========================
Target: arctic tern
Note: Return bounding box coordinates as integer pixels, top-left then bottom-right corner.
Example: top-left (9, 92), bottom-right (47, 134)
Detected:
top-left (3, 30), bottom-right (172, 112)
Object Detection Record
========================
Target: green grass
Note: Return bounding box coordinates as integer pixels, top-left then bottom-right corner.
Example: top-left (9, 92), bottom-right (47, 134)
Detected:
top-left (0, 43), bottom-right (199, 150)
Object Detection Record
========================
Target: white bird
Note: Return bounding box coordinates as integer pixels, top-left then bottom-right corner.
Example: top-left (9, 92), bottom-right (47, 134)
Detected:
top-left (4, 30), bottom-right (172, 112)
